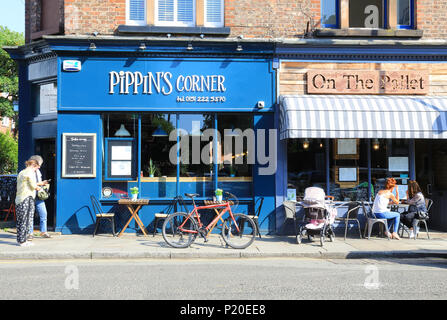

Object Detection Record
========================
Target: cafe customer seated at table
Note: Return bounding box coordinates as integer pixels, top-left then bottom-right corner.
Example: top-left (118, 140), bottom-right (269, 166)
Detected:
top-left (371, 178), bottom-right (401, 240)
top-left (400, 180), bottom-right (427, 238)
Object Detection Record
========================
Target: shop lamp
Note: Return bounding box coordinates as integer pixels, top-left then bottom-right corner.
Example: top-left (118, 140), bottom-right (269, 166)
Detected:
top-left (236, 44), bottom-right (243, 52)
top-left (303, 139), bottom-right (310, 150)
top-left (372, 138), bottom-right (380, 150)
top-left (114, 124), bottom-right (131, 137)
top-left (89, 42), bottom-right (97, 51)
top-left (152, 126), bottom-right (168, 137)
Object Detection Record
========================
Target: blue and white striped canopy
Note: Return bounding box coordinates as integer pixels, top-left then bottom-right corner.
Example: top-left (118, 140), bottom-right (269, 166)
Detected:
top-left (279, 95), bottom-right (447, 140)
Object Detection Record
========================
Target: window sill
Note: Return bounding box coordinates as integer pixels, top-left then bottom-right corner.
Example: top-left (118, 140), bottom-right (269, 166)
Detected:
top-left (117, 25), bottom-right (231, 36)
top-left (314, 28), bottom-right (423, 38)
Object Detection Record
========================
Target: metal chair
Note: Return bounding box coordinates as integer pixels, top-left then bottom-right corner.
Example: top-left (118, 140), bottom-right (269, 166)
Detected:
top-left (335, 201), bottom-right (362, 240)
top-left (90, 195), bottom-right (116, 237)
top-left (247, 197), bottom-right (264, 238)
top-left (413, 198), bottom-right (433, 240)
top-left (2, 202), bottom-right (16, 222)
top-left (361, 201), bottom-right (391, 240)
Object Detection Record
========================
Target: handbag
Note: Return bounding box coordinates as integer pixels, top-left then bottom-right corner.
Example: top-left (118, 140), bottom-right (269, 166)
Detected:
top-left (37, 185), bottom-right (50, 201)
top-left (416, 210), bottom-right (429, 220)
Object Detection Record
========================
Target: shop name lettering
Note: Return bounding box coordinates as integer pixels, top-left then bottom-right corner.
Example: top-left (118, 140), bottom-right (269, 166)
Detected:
top-left (307, 70), bottom-right (429, 95)
top-left (109, 71), bottom-right (226, 95)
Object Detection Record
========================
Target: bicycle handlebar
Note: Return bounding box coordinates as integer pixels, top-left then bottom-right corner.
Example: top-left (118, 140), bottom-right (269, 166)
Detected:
top-left (224, 192), bottom-right (239, 211)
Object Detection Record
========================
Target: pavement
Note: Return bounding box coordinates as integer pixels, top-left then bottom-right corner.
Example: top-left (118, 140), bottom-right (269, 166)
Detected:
top-left (0, 227), bottom-right (446, 260)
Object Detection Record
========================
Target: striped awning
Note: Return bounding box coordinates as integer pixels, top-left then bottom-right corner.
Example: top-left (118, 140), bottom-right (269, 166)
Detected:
top-left (280, 95), bottom-right (447, 140)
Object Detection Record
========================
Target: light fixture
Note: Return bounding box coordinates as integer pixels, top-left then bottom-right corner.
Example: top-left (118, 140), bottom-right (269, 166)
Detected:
top-left (236, 44), bottom-right (243, 52)
top-left (187, 42), bottom-right (193, 50)
top-left (139, 43), bottom-right (146, 50)
top-left (303, 138), bottom-right (310, 150)
top-left (89, 42), bottom-right (97, 51)
top-left (372, 138), bottom-right (380, 150)
top-left (114, 124), bottom-right (131, 137)
top-left (152, 126), bottom-right (168, 137)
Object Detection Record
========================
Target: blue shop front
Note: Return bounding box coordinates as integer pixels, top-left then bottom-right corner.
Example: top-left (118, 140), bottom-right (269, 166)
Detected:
top-left (45, 38), bottom-right (276, 234)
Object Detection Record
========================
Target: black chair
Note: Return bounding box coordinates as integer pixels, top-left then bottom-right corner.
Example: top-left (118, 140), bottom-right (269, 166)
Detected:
top-left (153, 196), bottom-right (189, 236)
top-left (335, 201), bottom-right (362, 240)
top-left (248, 197), bottom-right (264, 238)
top-left (90, 195), bottom-right (116, 237)
top-left (281, 201), bottom-right (299, 241)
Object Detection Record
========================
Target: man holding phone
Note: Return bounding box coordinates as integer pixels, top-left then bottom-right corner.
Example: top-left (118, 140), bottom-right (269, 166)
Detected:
top-left (29, 155), bottom-right (52, 239)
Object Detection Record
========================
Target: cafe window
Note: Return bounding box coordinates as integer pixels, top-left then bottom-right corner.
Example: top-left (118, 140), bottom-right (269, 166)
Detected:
top-left (156, 0), bottom-right (196, 27)
top-left (321, 0), bottom-right (339, 28)
top-left (141, 113), bottom-right (177, 178)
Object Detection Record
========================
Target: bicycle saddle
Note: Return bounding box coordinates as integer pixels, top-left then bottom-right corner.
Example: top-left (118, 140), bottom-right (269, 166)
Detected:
top-left (184, 193), bottom-right (199, 198)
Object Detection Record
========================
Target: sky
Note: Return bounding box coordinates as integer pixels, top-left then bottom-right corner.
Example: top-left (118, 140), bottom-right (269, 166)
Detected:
top-left (0, 0), bottom-right (25, 34)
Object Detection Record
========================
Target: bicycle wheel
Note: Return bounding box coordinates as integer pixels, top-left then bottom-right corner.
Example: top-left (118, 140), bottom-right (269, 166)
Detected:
top-left (162, 212), bottom-right (198, 248)
top-left (221, 213), bottom-right (256, 249)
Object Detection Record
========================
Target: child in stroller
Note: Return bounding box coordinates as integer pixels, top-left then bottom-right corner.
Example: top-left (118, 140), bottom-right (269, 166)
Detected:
top-left (296, 187), bottom-right (338, 247)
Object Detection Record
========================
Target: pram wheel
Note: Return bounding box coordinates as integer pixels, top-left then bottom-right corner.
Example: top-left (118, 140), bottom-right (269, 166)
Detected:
top-left (320, 236), bottom-right (325, 247)
top-left (329, 234), bottom-right (335, 242)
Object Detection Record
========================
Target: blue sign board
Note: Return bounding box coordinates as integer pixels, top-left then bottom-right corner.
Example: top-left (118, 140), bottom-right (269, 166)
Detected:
top-left (58, 57), bottom-right (275, 112)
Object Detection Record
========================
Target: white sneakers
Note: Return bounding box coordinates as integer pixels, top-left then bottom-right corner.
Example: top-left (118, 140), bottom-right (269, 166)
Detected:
top-left (409, 226), bottom-right (420, 239)
top-left (19, 241), bottom-right (35, 247)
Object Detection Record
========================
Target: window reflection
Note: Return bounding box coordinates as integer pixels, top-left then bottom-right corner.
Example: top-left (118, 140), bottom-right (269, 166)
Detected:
top-left (397, 0), bottom-right (410, 26)
top-left (141, 113), bottom-right (176, 177)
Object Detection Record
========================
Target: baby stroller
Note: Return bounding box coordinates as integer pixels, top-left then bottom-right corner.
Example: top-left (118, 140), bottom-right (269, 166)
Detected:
top-left (296, 187), bottom-right (337, 247)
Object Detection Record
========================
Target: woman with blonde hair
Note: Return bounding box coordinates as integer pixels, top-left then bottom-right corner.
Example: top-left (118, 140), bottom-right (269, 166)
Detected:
top-left (371, 178), bottom-right (401, 240)
top-left (15, 158), bottom-right (46, 246)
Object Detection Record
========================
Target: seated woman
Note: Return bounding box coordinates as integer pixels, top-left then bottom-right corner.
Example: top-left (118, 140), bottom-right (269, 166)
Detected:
top-left (400, 180), bottom-right (427, 238)
top-left (372, 178), bottom-right (401, 240)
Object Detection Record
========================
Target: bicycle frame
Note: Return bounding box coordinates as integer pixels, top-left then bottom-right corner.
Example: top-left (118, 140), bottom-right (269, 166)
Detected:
top-left (178, 201), bottom-right (240, 235)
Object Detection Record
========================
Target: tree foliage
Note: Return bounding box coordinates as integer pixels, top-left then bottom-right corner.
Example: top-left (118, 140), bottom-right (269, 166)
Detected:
top-left (0, 131), bottom-right (18, 174)
top-left (0, 26), bottom-right (24, 119)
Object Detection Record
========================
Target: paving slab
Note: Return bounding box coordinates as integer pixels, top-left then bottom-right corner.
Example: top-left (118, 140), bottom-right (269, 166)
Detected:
top-left (0, 230), bottom-right (446, 261)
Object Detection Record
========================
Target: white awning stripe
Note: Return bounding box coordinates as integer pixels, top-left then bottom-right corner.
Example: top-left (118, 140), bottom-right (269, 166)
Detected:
top-left (280, 95), bottom-right (447, 140)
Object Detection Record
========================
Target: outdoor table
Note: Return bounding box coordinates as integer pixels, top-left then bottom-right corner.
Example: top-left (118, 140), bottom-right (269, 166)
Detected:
top-left (203, 200), bottom-right (234, 235)
top-left (118, 198), bottom-right (150, 237)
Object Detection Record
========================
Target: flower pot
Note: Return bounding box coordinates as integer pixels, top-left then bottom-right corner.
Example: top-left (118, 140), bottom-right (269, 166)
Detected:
top-left (216, 195), bottom-right (223, 202)
top-left (149, 174), bottom-right (154, 178)
top-left (131, 193), bottom-right (138, 201)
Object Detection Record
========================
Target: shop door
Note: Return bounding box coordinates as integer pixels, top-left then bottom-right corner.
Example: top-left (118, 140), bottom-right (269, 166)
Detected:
top-left (35, 139), bottom-right (56, 230)
top-left (415, 140), bottom-right (447, 231)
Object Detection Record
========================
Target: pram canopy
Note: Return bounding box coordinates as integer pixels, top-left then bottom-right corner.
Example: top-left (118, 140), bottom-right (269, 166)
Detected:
top-left (302, 187), bottom-right (326, 209)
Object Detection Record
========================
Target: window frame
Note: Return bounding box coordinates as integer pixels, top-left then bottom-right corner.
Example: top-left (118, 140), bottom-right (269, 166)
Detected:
top-left (321, 0), bottom-right (339, 29)
top-left (204, 0), bottom-right (224, 28)
top-left (396, 0), bottom-right (414, 30)
top-left (155, 0), bottom-right (196, 27)
top-left (126, 0), bottom-right (147, 26)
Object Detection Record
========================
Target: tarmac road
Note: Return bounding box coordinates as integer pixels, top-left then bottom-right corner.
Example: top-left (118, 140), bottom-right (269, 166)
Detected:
top-left (0, 258), bottom-right (446, 300)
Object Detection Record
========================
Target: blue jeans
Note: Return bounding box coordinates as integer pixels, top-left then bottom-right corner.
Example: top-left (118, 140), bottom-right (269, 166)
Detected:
top-left (30, 199), bottom-right (47, 234)
top-left (374, 211), bottom-right (400, 233)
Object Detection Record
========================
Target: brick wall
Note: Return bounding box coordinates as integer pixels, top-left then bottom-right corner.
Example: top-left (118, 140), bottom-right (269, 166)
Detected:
top-left (24, 0), bottom-right (447, 40)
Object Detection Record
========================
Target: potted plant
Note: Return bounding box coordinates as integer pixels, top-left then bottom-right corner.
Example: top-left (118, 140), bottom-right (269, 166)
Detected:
top-left (229, 165), bottom-right (236, 177)
top-left (148, 158), bottom-right (157, 177)
top-left (215, 188), bottom-right (223, 202)
top-left (130, 187), bottom-right (139, 200)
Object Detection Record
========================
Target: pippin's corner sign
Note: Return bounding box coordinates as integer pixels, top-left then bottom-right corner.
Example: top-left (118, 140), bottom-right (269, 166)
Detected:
top-left (307, 70), bottom-right (429, 95)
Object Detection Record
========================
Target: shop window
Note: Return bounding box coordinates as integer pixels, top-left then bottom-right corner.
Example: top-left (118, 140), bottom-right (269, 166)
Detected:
top-left (217, 114), bottom-right (253, 179)
top-left (127, 0), bottom-right (147, 25)
top-left (321, 0), bottom-right (339, 28)
top-left (287, 139), bottom-right (327, 200)
top-left (141, 113), bottom-right (177, 178)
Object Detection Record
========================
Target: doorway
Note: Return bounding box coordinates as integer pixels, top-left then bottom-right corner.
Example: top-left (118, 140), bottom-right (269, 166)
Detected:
top-left (35, 139), bottom-right (56, 230)
top-left (415, 139), bottom-right (447, 231)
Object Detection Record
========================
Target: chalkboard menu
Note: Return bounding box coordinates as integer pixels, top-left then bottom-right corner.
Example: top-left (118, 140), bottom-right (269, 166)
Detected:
top-left (62, 133), bottom-right (96, 178)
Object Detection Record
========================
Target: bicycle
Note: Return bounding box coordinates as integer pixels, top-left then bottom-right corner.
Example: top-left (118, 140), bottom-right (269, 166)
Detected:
top-left (161, 192), bottom-right (256, 249)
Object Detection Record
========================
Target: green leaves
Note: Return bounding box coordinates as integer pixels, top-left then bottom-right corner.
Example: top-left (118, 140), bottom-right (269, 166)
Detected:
top-left (0, 132), bottom-right (18, 174)
top-left (0, 25), bottom-right (23, 120)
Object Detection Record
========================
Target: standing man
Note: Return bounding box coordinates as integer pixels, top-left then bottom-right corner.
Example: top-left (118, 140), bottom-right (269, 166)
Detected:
top-left (29, 155), bottom-right (52, 239)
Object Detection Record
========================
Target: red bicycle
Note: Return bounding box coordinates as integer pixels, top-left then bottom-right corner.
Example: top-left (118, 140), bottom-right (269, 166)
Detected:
top-left (162, 192), bottom-right (257, 249)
